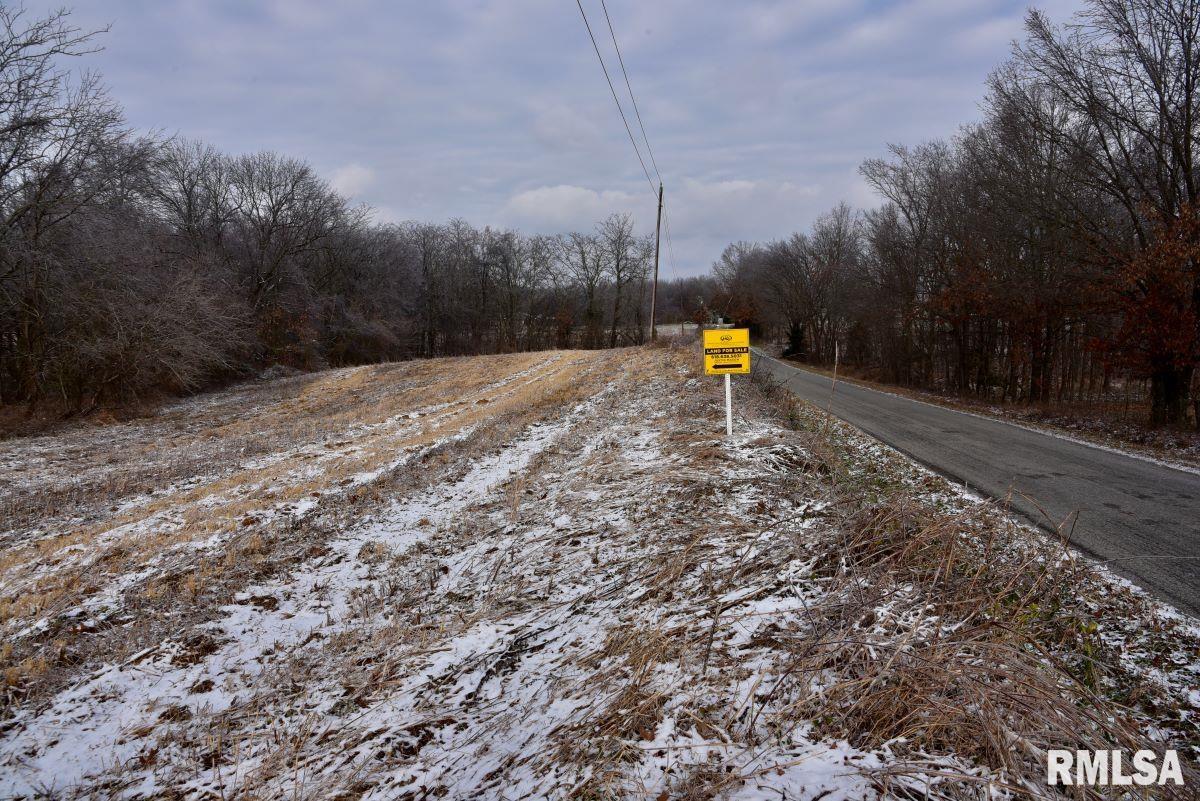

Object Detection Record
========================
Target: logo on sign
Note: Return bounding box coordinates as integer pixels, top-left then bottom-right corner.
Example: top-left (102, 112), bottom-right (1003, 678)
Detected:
top-left (702, 328), bottom-right (751, 375)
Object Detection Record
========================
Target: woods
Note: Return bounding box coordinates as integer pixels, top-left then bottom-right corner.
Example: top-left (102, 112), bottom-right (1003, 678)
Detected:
top-left (713, 0), bottom-right (1200, 428)
top-left (0, 6), bottom-right (657, 414)
top-left (5, 0), bottom-right (1197, 430)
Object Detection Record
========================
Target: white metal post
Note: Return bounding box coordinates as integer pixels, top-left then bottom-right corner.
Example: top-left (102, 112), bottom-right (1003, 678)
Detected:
top-left (724, 373), bottom-right (733, 437)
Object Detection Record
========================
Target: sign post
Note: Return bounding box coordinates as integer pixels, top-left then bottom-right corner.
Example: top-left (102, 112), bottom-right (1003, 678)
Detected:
top-left (702, 328), bottom-right (750, 436)
top-left (724, 374), bottom-right (733, 436)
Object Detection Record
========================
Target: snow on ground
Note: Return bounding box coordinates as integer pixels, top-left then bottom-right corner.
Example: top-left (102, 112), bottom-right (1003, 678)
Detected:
top-left (1, 346), bottom-right (1197, 799)
top-left (0, 351), bottom-right (584, 650)
top-left (1, 385), bottom-right (599, 798)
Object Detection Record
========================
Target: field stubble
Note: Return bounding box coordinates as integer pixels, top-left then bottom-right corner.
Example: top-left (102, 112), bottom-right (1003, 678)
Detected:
top-left (0, 343), bottom-right (1195, 799)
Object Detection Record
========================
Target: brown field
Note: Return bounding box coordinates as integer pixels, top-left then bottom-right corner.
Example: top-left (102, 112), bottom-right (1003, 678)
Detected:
top-left (0, 344), bottom-right (1196, 800)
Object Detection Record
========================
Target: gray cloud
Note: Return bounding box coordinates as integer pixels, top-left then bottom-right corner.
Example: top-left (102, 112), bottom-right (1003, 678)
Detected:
top-left (30, 0), bottom-right (1082, 274)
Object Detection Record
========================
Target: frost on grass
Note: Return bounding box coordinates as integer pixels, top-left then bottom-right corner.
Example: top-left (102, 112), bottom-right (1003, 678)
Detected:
top-left (1, 345), bottom-right (1197, 800)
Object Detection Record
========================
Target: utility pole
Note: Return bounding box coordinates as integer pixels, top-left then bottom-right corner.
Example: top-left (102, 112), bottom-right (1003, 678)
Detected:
top-left (649, 182), bottom-right (663, 342)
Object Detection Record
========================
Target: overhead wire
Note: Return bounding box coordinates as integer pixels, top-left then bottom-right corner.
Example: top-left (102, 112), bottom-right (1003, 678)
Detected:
top-left (577, 0), bottom-right (685, 291)
top-left (661, 202), bottom-right (682, 280)
top-left (573, 0), bottom-right (656, 194)
top-left (595, 0), bottom-right (685, 287)
top-left (598, 0), bottom-right (661, 185)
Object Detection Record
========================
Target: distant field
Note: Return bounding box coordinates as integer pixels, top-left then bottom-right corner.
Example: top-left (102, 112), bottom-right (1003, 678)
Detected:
top-left (0, 345), bottom-right (1196, 799)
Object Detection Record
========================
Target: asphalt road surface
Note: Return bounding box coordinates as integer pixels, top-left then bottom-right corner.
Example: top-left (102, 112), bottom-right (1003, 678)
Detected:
top-left (754, 350), bottom-right (1200, 615)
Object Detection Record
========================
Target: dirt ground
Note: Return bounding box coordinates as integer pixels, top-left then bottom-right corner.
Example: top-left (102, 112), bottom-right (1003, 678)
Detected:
top-left (0, 345), bottom-right (1196, 799)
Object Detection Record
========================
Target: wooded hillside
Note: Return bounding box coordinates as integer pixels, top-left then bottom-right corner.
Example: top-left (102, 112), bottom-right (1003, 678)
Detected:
top-left (0, 6), bottom-right (663, 416)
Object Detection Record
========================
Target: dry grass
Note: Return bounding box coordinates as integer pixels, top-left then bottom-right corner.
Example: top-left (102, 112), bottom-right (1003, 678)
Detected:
top-left (0, 349), bottom-right (608, 713)
top-left (0, 343), bottom-right (1195, 800)
top-left (741, 368), bottom-right (1199, 799)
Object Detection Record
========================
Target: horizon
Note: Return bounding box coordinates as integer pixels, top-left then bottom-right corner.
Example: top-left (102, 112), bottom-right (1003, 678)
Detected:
top-left (26, 0), bottom-right (1078, 275)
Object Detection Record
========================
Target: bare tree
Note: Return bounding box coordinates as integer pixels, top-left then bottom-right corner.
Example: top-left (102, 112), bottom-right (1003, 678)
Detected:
top-left (598, 212), bottom-right (637, 348)
top-left (227, 152), bottom-right (344, 311)
top-left (1004, 0), bottom-right (1200, 423)
top-left (562, 231), bottom-right (604, 348)
top-left (0, 5), bottom-right (668, 414)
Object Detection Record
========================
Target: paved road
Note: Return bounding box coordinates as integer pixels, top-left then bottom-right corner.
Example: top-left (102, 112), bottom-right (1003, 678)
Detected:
top-left (754, 350), bottom-right (1200, 615)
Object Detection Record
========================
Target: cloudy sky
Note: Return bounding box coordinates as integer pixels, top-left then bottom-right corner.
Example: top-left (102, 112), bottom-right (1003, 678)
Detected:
top-left (29, 0), bottom-right (1080, 276)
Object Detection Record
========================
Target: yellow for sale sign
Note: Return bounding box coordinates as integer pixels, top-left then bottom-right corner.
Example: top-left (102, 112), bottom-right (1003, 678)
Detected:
top-left (703, 328), bottom-right (751, 374)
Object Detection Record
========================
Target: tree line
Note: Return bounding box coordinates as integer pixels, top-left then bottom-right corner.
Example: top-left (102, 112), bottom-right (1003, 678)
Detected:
top-left (712, 0), bottom-right (1200, 428)
top-left (0, 6), bottom-right (660, 414)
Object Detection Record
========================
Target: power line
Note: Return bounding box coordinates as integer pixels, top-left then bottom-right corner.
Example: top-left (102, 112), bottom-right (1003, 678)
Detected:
top-left (661, 202), bottom-right (681, 279)
top-left (660, 203), bottom-right (688, 325)
top-left (598, 0), bottom-right (661, 184)
top-left (574, 0), bottom-right (656, 194)
top-left (594, 0), bottom-right (679, 283)
top-left (576, 0), bottom-right (686, 333)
